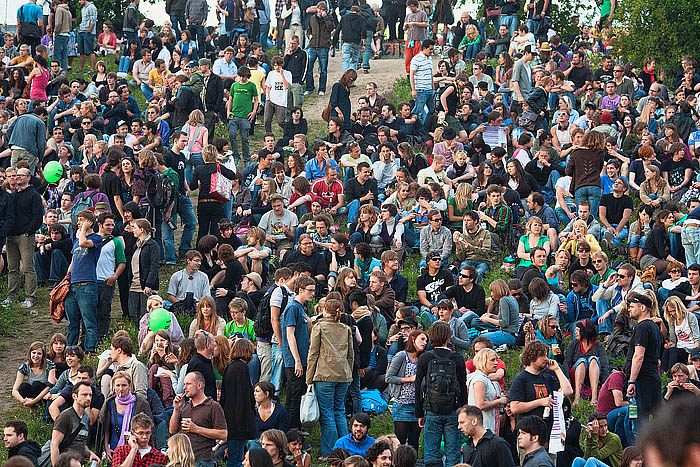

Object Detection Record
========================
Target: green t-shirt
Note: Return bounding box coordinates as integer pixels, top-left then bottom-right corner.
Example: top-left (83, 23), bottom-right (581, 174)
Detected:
top-left (225, 318), bottom-right (256, 341)
top-left (229, 81), bottom-right (258, 119)
top-left (591, 267), bottom-right (615, 286)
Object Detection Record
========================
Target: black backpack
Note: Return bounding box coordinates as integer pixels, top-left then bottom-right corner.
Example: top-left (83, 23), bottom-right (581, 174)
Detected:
top-left (421, 351), bottom-right (460, 415)
top-left (147, 170), bottom-right (177, 210)
top-left (254, 285), bottom-right (290, 341)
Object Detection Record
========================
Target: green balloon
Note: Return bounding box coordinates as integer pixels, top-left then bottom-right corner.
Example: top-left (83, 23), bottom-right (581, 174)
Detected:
top-left (149, 308), bottom-right (172, 332)
top-left (44, 161), bottom-right (64, 184)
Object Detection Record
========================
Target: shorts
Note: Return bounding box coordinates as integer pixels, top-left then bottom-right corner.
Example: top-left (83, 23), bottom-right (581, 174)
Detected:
top-left (77, 31), bottom-right (95, 55)
top-left (445, 115), bottom-right (464, 133)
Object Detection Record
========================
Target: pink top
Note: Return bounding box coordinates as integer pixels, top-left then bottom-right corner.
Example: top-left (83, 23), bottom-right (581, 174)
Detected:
top-left (98, 32), bottom-right (117, 49)
top-left (29, 67), bottom-right (49, 100)
top-left (183, 123), bottom-right (208, 155)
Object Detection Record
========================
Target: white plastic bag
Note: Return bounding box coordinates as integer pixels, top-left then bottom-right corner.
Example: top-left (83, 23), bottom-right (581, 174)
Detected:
top-left (300, 384), bottom-right (320, 424)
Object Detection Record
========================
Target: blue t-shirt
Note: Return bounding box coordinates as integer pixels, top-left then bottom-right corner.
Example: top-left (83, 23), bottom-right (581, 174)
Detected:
top-left (281, 300), bottom-right (309, 368)
top-left (17, 3), bottom-right (42, 23)
top-left (600, 175), bottom-right (629, 195)
top-left (70, 232), bottom-right (103, 283)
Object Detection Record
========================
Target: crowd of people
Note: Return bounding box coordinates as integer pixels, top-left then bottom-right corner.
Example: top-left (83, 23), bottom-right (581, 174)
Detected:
top-left (0, 0), bottom-right (699, 466)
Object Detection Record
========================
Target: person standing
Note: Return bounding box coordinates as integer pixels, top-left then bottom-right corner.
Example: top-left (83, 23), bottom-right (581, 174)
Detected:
top-left (282, 35), bottom-right (306, 108)
top-left (402, 0), bottom-right (428, 75)
top-left (306, 299), bottom-right (354, 456)
top-left (3, 167), bottom-right (43, 309)
top-left (77, 0), bottom-right (97, 72)
top-left (281, 275), bottom-right (315, 430)
top-left (16, 0), bottom-right (43, 55)
top-left (264, 56), bottom-right (291, 133)
top-left (414, 321), bottom-right (468, 467)
top-left (185, 0), bottom-right (208, 59)
top-left (198, 59), bottom-right (225, 144)
top-left (409, 39), bottom-right (434, 125)
top-left (64, 210), bottom-right (103, 354)
top-left (123, 0), bottom-right (141, 51)
top-left (304, 2), bottom-right (333, 97)
top-left (510, 45), bottom-right (535, 113)
top-left (227, 66), bottom-right (259, 166)
top-left (169, 372), bottom-right (228, 467)
top-left (332, 6), bottom-right (365, 73)
top-left (166, 0), bottom-right (188, 37)
top-left (164, 130), bottom-right (197, 258)
top-left (95, 213), bottom-right (126, 341)
top-left (52, 0), bottom-right (72, 72)
top-left (7, 106), bottom-right (47, 176)
top-left (625, 293), bottom-right (663, 432)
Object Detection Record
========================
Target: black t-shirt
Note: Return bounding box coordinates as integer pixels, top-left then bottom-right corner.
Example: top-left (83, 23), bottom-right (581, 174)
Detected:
top-left (661, 158), bottom-right (693, 188)
top-left (667, 379), bottom-right (700, 403)
top-left (599, 193), bottom-right (634, 225)
top-left (417, 268), bottom-right (455, 304)
top-left (569, 65), bottom-right (592, 90)
top-left (593, 67), bottom-right (614, 85)
top-left (165, 149), bottom-right (187, 194)
top-left (328, 248), bottom-right (354, 271)
top-left (59, 385), bottom-right (105, 414)
top-left (629, 160), bottom-right (662, 186)
top-left (624, 318), bottom-right (663, 380)
top-left (509, 369), bottom-right (560, 420)
top-left (101, 169), bottom-right (123, 222)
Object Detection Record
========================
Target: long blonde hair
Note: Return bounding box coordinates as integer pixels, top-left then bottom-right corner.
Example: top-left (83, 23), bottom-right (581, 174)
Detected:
top-left (196, 296), bottom-right (221, 336)
top-left (487, 279), bottom-right (510, 314)
top-left (187, 109), bottom-right (204, 126)
top-left (167, 433), bottom-right (196, 467)
top-left (452, 183), bottom-right (472, 211)
top-left (260, 178), bottom-right (279, 204)
top-left (664, 296), bottom-right (688, 324)
top-left (212, 335), bottom-right (231, 376)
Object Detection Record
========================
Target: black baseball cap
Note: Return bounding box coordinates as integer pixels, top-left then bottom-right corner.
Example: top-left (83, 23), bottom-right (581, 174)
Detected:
top-left (628, 293), bottom-right (652, 308)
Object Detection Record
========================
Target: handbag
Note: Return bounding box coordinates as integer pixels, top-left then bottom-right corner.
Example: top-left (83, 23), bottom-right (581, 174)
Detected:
top-left (19, 6), bottom-right (42, 39)
top-left (321, 101), bottom-right (333, 122)
top-left (300, 385), bottom-right (320, 424)
top-left (182, 125), bottom-right (202, 161)
top-left (485, 7), bottom-right (501, 18)
top-left (210, 163), bottom-right (232, 202)
top-left (520, 110), bottom-right (539, 131)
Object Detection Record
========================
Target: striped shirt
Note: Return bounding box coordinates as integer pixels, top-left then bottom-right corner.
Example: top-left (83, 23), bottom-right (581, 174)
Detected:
top-left (410, 52), bottom-right (433, 91)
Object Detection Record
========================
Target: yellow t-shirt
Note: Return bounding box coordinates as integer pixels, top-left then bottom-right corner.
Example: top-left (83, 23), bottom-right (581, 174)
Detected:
top-left (249, 68), bottom-right (265, 97)
top-left (9, 55), bottom-right (34, 72)
top-left (148, 68), bottom-right (169, 87)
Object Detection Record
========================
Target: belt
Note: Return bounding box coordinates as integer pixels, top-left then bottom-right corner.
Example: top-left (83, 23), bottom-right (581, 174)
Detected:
top-left (72, 281), bottom-right (92, 286)
top-left (685, 223), bottom-right (700, 228)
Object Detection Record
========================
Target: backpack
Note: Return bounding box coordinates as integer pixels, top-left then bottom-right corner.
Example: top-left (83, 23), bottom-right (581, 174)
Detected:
top-left (254, 285), bottom-right (290, 341)
top-left (148, 170), bottom-right (177, 210)
top-left (421, 350), bottom-right (460, 415)
top-left (70, 190), bottom-right (99, 226)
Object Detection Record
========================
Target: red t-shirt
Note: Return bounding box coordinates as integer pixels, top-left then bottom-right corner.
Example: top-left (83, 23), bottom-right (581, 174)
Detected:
top-left (311, 178), bottom-right (344, 207)
top-left (597, 369), bottom-right (626, 414)
top-left (466, 358), bottom-right (506, 391)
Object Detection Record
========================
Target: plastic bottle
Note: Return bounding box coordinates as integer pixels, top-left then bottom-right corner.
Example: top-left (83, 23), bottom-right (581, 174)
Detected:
top-left (628, 396), bottom-right (638, 419)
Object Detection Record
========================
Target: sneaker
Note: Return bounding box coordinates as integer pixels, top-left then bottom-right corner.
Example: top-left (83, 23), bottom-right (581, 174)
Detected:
top-left (603, 230), bottom-right (614, 250)
top-left (20, 299), bottom-right (34, 309)
top-left (304, 90), bottom-right (312, 96)
top-left (1, 297), bottom-right (12, 306)
top-left (363, 68), bottom-right (370, 74)
top-left (319, 91), bottom-right (325, 96)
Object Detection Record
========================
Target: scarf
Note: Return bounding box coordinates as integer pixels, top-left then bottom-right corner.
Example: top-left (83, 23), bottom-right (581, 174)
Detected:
top-left (351, 305), bottom-right (372, 322)
top-left (355, 256), bottom-right (372, 274)
top-left (116, 393), bottom-right (137, 447)
top-left (644, 66), bottom-right (656, 84)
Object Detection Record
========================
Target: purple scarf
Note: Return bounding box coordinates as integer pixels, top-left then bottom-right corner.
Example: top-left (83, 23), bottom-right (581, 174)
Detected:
top-left (116, 393), bottom-right (137, 447)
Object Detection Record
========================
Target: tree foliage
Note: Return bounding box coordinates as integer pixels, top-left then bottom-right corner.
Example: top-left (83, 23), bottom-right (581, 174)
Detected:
top-left (616, 0), bottom-right (700, 84)
top-left (91, 0), bottom-right (141, 33)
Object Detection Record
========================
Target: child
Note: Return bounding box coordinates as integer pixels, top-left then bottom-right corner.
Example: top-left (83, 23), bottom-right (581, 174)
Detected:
top-left (224, 297), bottom-right (255, 341)
top-left (286, 429), bottom-right (310, 467)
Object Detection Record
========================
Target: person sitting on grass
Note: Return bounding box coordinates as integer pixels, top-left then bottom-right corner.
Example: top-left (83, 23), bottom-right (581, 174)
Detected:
top-left (12, 341), bottom-right (56, 409)
top-left (562, 319), bottom-right (610, 407)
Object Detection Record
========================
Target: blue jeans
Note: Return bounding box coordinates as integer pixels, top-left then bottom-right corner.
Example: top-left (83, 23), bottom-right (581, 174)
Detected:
top-left (176, 193), bottom-right (197, 256)
top-left (140, 83), bottom-right (154, 101)
top-left (306, 47), bottom-right (328, 92)
top-left (575, 186), bottom-right (602, 217)
top-left (500, 14), bottom-right (518, 36)
top-left (670, 231), bottom-right (683, 262)
top-left (459, 259), bottom-right (490, 283)
top-left (341, 43), bottom-right (362, 72)
top-left (170, 14), bottom-right (187, 37)
top-left (405, 227), bottom-right (419, 249)
top-left (249, 353), bottom-right (260, 386)
top-left (97, 281), bottom-right (115, 340)
top-left (555, 204), bottom-right (576, 226)
top-left (315, 381), bottom-right (350, 456)
top-left (53, 34), bottom-right (69, 71)
top-left (543, 170), bottom-right (561, 205)
top-left (463, 43), bottom-right (480, 60)
top-left (347, 199), bottom-right (361, 225)
top-left (270, 343), bottom-right (284, 397)
top-left (362, 30), bottom-right (373, 69)
top-left (77, 31), bottom-right (95, 55)
top-left (595, 299), bottom-right (614, 334)
top-left (572, 457), bottom-right (609, 467)
top-left (682, 225), bottom-right (700, 266)
top-left (608, 405), bottom-right (634, 447)
top-left (601, 224), bottom-right (628, 247)
top-left (185, 153), bottom-right (204, 189)
top-left (188, 25), bottom-right (208, 59)
top-left (412, 89), bottom-right (434, 125)
top-left (228, 116), bottom-right (252, 164)
top-left (118, 56), bottom-right (132, 73)
top-left (65, 282), bottom-right (99, 352)
top-left (423, 412), bottom-right (461, 467)
top-left (258, 23), bottom-right (270, 48)
top-left (629, 234), bottom-right (647, 249)
top-left (34, 249), bottom-right (69, 284)
top-left (481, 330), bottom-right (516, 347)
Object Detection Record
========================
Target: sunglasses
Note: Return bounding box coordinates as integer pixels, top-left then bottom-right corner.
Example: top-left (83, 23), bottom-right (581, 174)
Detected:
top-left (669, 269), bottom-right (681, 274)
top-left (460, 274), bottom-right (472, 279)
top-left (429, 257), bottom-right (441, 262)
top-left (571, 282), bottom-right (580, 287)
top-left (593, 259), bottom-right (605, 264)
top-left (431, 218), bottom-right (442, 222)
top-left (548, 324), bottom-right (558, 329)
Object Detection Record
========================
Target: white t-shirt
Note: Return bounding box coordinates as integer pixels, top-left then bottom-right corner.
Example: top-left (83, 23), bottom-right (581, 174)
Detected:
top-left (512, 147), bottom-right (531, 168)
top-left (266, 69), bottom-right (293, 107)
top-left (259, 209), bottom-right (298, 240)
top-left (555, 176), bottom-right (572, 210)
top-left (676, 316), bottom-right (694, 350)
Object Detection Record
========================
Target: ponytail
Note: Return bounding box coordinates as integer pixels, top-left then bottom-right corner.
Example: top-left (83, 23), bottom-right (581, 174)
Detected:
top-left (325, 299), bottom-right (343, 322)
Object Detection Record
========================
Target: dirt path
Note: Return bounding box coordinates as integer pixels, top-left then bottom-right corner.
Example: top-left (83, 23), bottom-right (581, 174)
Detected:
top-left (303, 52), bottom-right (407, 120)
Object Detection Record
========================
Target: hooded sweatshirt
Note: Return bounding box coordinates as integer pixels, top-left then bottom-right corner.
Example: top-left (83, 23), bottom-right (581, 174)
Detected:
top-left (9, 440), bottom-right (42, 467)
